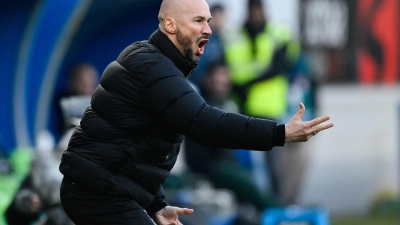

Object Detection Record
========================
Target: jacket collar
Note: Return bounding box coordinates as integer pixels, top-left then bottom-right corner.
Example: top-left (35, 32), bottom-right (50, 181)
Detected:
top-left (149, 29), bottom-right (197, 77)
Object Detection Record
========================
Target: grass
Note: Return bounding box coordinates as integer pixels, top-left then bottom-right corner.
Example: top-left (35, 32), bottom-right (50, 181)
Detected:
top-left (332, 213), bottom-right (398, 225)
top-left (332, 198), bottom-right (399, 225)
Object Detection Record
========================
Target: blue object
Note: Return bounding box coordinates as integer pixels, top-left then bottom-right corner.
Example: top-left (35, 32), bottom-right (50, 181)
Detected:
top-left (208, 215), bottom-right (236, 225)
top-left (234, 149), bottom-right (253, 169)
top-left (261, 207), bottom-right (329, 225)
top-left (0, 0), bottom-right (161, 153)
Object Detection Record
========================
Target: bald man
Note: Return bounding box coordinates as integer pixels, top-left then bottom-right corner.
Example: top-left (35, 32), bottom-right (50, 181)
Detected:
top-left (59, 0), bottom-right (333, 224)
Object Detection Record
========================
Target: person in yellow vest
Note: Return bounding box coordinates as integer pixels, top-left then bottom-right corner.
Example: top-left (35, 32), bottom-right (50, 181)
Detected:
top-left (225, 0), bottom-right (302, 205)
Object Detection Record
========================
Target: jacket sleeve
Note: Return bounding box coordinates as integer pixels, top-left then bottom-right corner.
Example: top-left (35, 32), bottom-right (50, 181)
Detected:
top-left (141, 63), bottom-right (285, 150)
top-left (145, 186), bottom-right (168, 216)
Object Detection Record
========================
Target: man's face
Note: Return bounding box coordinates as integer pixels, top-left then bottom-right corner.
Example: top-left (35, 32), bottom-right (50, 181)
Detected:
top-left (175, 0), bottom-right (212, 63)
top-left (249, 5), bottom-right (265, 26)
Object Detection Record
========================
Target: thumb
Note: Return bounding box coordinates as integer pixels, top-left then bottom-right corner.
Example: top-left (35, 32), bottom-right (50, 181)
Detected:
top-left (175, 207), bottom-right (194, 215)
top-left (295, 103), bottom-right (305, 119)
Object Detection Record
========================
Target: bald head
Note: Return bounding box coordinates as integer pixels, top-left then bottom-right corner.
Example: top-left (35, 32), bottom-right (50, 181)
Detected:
top-left (158, 0), bottom-right (181, 24)
top-left (158, 0), bottom-right (211, 32)
top-left (157, 0), bottom-right (212, 62)
top-left (158, 0), bottom-right (192, 23)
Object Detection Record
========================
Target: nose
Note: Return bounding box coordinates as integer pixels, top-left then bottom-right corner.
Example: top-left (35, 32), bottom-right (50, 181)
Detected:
top-left (202, 22), bottom-right (212, 36)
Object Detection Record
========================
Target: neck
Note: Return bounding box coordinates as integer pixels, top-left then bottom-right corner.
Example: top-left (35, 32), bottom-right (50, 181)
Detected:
top-left (159, 27), bottom-right (183, 56)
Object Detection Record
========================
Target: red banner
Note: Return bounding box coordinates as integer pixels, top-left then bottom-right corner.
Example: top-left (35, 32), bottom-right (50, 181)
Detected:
top-left (356, 0), bottom-right (399, 84)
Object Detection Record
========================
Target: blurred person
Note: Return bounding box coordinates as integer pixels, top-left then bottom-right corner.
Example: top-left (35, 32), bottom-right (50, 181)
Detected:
top-left (5, 63), bottom-right (97, 225)
top-left (184, 62), bottom-right (279, 224)
top-left (5, 130), bottom-right (74, 225)
top-left (55, 63), bottom-right (99, 135)
top-left (59, 0), bottom-right (333, 224)
top-left (188, 3), bottom-right (226, 86)
top-left (66, 63), bottom-right (99, 97)
top-left (225, 0), bottom-right (300, 121)
top-left (198, 62), bottom-right (238, 111)
top-left (5, 174), bottom-right (44, 224)
top-left (224, 0), bottom-right (303, 204)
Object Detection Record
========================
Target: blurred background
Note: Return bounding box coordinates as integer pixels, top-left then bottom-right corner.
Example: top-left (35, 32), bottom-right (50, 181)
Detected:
top-left (0, 0), bottom-right (399, 224)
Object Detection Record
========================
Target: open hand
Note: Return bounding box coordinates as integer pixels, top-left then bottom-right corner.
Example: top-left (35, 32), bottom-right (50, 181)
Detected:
top-left (152, 206), bottom-right (194, 225)
top-left (285, 103), bottom-right (334, 142)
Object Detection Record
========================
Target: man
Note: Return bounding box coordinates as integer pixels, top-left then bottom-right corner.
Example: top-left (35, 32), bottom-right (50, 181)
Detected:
top-left (54, 63), bottom-right (99, 138)
top-left (224, 0), bottom-right (304, 203)
top-left (225, 0), bottom-right (300, 123)
top-left (59, 0), bottom-right (333, 224)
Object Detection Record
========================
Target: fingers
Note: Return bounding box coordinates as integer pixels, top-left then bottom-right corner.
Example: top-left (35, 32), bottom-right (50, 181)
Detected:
top-left (175, 208), bottom-right (194, 215)
top-left (294, 103), bottom-right (305, 120)
top-left (306, 115), bottom-right (330, 127)
top-left (304, 115), bottom-right (334, 138)
top-left (312, 122), bottom-right (334, 134)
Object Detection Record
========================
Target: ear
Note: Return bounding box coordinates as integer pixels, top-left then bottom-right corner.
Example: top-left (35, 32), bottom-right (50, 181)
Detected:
top-left (164, 17), bottom-right (177, 34)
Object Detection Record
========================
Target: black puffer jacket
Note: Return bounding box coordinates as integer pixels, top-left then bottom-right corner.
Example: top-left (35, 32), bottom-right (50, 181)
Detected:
top-left (59, 29), bottom-right (284, 214)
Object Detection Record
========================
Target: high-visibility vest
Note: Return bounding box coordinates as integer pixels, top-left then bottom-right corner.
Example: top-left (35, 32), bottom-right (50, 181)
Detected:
top-left (225, 22), bottom-right (300, 119)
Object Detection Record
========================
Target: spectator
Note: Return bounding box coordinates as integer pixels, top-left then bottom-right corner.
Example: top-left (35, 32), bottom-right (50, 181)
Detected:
top-left (66, 63), bottom-right (99, 97)
top-left (55, 63), bottom-right (99, 135)
top-left (5, 63), bottom-right (97, 225)
top-left (224, 0), bottom-right (302, 204)
top-left (5, 130), bottom-right (74, 225)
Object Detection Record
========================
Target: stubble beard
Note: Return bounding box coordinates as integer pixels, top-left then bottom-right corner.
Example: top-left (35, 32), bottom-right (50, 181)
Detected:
top-left (176, 29), bottom-right (201, 63)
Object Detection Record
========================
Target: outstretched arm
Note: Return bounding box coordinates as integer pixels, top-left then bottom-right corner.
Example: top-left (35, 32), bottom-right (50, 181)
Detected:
top-left (285, 103), bottom-right (334, 142)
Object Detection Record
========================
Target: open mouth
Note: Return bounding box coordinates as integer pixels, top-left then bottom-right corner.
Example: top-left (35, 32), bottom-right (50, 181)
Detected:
top-left (198, 39), bottom-right (209, 54)
top-left (198, 39), bottom-right (209, 48)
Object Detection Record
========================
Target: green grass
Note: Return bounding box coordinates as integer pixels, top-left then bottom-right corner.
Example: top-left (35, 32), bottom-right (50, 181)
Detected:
top-left (332, 214), bottom-right (398, 225)
top-left (332, 190), bottom-right (400, 225)
top-left (332, 204), bottom-right (399, 225)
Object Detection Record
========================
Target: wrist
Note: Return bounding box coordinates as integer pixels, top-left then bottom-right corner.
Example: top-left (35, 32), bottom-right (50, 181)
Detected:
top-left (147, 201), bottom-right (168, 217)
top-left (272, 124), bottom-right (285, 146)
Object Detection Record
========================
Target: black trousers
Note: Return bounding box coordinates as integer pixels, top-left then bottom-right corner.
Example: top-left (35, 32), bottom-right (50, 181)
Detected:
top-left (60, 178), bottom-right (156, 225)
